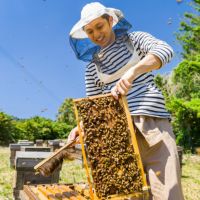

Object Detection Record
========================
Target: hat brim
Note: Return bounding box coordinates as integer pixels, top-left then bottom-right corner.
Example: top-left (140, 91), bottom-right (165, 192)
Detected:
top-left (70, 8), bottom-right (123, 39)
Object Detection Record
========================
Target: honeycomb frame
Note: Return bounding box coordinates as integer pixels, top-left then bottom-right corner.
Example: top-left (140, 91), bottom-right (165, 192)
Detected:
top-left (73, 94), bottom-right (149, 200)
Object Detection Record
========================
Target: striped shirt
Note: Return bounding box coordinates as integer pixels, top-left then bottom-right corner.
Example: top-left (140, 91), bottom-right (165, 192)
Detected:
top-left (85, 31), bottom-right (174, 118)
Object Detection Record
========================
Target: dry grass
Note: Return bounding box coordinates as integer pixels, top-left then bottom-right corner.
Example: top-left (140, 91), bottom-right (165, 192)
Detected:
top-left (181, 154), bottom-right (200, 200)
top-left (0, 147), bottom-right (15, 200)
top-left (59, 160), bottom-right (87, 184)
top-left (0, 146), bottom-right (199, 200)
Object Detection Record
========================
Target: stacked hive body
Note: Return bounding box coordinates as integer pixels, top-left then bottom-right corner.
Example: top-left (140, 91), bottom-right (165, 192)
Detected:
top-left (48, 140), bottom-right (61, 151)
top-left (20, 184), bottom-right (90, 200)
top-left (73, 94), bottom-right (149, 200)
top-left (10, 142), bottom-right (34, 168)
top-left (21, 146), bottom-right (52, 152)
top-left (14, 151), bottom-right (61, 200)
top-left (35, 139), bottom-right (44, 146)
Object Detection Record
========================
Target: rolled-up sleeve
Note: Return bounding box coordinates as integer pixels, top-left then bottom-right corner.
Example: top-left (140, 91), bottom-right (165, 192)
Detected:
top-left (129, 32), bottom-right (174, 67)
top-left (85, 64), bottom-right (102, 97)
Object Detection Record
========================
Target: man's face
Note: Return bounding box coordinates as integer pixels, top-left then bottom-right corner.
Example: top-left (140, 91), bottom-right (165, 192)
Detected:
top-left (84, 16), bottom-right (115, 48)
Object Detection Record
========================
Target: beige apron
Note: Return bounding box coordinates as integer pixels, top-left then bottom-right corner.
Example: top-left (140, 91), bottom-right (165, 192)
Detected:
top-left (133, 116), bottom-right (184, 200)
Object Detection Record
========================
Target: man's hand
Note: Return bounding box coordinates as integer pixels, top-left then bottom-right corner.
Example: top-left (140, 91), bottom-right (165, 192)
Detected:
top-left (67, 126), bottom-right (79, 143)
top-left (111, 78), bottom-right (132, 100)
top-left (67, 123), bottom-right (84, 144)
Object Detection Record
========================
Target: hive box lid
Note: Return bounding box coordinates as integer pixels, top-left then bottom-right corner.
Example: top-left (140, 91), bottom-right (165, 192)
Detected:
top-left (10, 143), bottom-right (34, 150)
top-left (15, 151), bottom-right (53, 170)
top-left (20, 146), bottom-right (51, 152)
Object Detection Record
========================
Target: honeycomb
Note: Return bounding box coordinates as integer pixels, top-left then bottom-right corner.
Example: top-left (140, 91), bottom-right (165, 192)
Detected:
top-left (75, 95), bottom-right (143, 199)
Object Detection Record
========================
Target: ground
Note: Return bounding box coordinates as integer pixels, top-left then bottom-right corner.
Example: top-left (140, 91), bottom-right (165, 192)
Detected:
top-left (0, 146), bottom-right (199, 200)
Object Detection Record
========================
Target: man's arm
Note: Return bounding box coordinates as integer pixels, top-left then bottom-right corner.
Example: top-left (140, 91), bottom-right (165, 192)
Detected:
top-left (112, 32), bottom-right (174, 99)
top-left (112, 54), bottom-right (162, 99)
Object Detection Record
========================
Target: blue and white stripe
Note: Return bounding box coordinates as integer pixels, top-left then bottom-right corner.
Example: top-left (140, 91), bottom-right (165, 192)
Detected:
top-left (85, 31), bottom-right (174, 118)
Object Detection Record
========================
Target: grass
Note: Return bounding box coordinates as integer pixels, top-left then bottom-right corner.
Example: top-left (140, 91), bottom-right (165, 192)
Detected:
top-left (0, 147), bottom-right (15, 200)
top-left (181, 154), bottom-right (200, 200)
top-left (59, 160), bottom-right (87, 184)
top-left (0, 146), bottom-right (200, 200)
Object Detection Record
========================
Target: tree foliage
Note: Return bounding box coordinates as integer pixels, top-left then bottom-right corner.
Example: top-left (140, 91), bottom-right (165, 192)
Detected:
top-left (155, 0), bottom-right (200, 150)
top-left (172, 54), bottom-right (200, 100)
top-left (155, 58), bottom-right (200, 150)
top-left (176, 0), bottom-right (200, 59)
top-left (0, 115), bottom-right (73, 145)
top-left (0, 112), bottom-right (15, 145)
top-left (14, 116), bottom-right (73, 141)
top-left (56, 98), bottom-right (76, 126)
top-left (167, 98), bottom-right (200, 151)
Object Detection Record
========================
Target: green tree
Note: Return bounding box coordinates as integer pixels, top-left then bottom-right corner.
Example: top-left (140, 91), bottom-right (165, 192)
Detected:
top-left (57, 98), bottom-right (76, 126)
top-left (176, 0), bottom-right (200, 59)
top-left (167, 98), bottom-right (200, 151)
top-left (172, 54), bottom-right (200, 100)
top-left (0, 112), bottom-right (15, 145)
top-left (14, 116), bottom-right (72, 141)
top-left (154, 0), bottom-right (200, 150)
top-left (154, 73), bottom-right (172, 100)
top-left (52, 121), bottom-right (73, 139)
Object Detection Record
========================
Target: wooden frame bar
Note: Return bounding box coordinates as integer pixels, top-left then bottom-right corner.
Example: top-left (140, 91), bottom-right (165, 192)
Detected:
top-left (73, 104), bottom-right (95, 200)
top-left (120, 96), bottom-right (148, 188)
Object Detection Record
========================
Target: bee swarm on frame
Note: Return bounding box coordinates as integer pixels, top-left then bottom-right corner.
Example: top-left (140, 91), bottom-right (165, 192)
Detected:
top-left (75, 96), bottom-right (143, 199)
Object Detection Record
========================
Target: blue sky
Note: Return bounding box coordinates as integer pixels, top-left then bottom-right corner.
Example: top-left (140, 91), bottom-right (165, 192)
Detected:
top-left (0, 0), bottom-right (192, 120)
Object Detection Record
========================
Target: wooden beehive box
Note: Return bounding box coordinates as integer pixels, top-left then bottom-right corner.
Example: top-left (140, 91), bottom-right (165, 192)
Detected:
top-left (14, 151), bottom-right (61, 200)
top-left (20, 184), bottom-right (90, 200)
top-left (36, 139), bottom-right (44, 146)
top-left (9, 143), bottom-right (34, 168)
top-left (20, 146), bottom-right (52, 152)
top-left (18, 141), bottom-right (35, 145)
top-left (73, 94), bottom-right (149, 200)
top-left (48, 140), bottom-right (61, 151)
